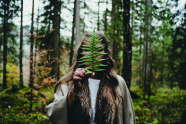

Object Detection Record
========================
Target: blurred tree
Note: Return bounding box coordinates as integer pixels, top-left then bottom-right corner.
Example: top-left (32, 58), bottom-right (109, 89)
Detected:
top-left (0, 30), bottom-right (2, 89)
top-left (19, 0), bottom-right (23, 88)
top-left (152, 0), bottom-right (172, 88)
top-left (103, 1), bottom-right (108, 32)
top-left (142, 0), bottom-right (152, 99)
top-left (114, 0), bottom-right (123, 74)
top-left (69, 0), bottom-right (76, 66)
top-left (75, 0), bottom-right (80, 46)
top-left (53, 0), bottom-right (60, 80)
top-left (122, 0), bottom-right (132, 88)
top-left (168, 4), bottom-right (186, 90)
top-left (37, 0), bottom-right (64, 81)
top-left (97, 0), bottom-right (100, 31)
top-left (111, 0), bottom-right (116, 54)
top-left (33, 8), bottom-right (40, 83)
top-left (29, 0), bottom-right (34, 112)
top-left (0, 0), bottom-right (19, 89)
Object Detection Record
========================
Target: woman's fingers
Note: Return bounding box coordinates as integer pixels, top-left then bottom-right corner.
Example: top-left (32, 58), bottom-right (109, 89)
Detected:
top-left (73, 76), bottom-right (82, 80)
top-left (73, 68), bottom-right (96, 90)
top-left (74, 72), bottom-right (84, 78)
top-left (92, 72), bottom-right (95, 76)
top-left (73, 68), bottom-right (88, 81)
top-left (74, 68), bottom-right (89, 77)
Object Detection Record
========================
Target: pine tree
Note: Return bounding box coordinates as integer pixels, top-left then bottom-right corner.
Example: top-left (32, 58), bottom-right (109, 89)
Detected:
top-left (122, 0), bottom-right (132, 88)
top-left (29, 0), bottom-right (34, 112)
top-left (0, 0), bottom-right (19, 89)
top-left (19, 0), bottom-right (23, 88)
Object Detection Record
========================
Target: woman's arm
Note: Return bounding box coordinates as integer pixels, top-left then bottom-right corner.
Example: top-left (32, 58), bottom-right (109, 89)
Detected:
top-left (67, 86), bottom-right (80, 111)
top-left (46, 83), bottom-right (69, 124)
top-left (46, 68), bottom-right (92, 123)
top-left (68, 68), bottom-right (93, 111)
top-left (117, 75), bottom-right (136, 124)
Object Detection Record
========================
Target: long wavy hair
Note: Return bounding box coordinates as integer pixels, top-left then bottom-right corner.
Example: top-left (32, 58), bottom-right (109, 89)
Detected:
top-left (54, 31), bottom-right (120, 123)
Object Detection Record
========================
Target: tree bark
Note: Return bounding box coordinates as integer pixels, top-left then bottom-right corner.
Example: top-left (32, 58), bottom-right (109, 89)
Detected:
top-left (19, 0), bottom-right (23, 88)
top-left (34, 8), bottom-right (40, 82)
top-left (148, 53), bottom-right (153, 103)
top-left (53, 0), bottom-right (60, 80)
top-left (58, 0), bottom-right (61, 79)
top-left (160, 40), bottom-right (164, 86)
top-left (97, 0), bottom-right (100, 31)
top-left (70, 0), bottom-right (76, 66)
top-left (29, 0), bottom-right (34, 112)
top-left (0, 36), bottom-right (2, 85)
top-left (3, 1), bottom-right (8, 89)
top-left (138, 24), bottom-right (142, 85)
top-left (104, 8), bottom-right (108, 31)
top-left (114, 0), bottom-right (121, 73)
top-left (75, 0), bottom-right (80, 46)
top-left (122, 0), bottom-right (132, 88)
top-left (111, 0), bottom-right (115, 53)
top-left (104, 0), bottom-right (108, 32)
top-left (142, 0), bottom-right (152, 100)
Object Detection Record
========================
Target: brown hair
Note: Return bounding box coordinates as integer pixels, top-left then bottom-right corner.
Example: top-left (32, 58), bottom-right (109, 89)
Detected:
top-left (54, 31), bottom-right (120, 122)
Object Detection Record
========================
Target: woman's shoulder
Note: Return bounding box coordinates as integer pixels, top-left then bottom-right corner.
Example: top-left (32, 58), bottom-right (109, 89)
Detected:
top-left (116, 75), bottom-right (127, 87)
top-left (56, 81), bottom-right (72, 95)
top-left (116, 75), bottom-right (129, 95)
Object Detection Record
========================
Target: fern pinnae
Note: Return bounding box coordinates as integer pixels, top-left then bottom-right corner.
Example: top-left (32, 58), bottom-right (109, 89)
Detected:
top-left (79, 29), bottom-right (107, 74)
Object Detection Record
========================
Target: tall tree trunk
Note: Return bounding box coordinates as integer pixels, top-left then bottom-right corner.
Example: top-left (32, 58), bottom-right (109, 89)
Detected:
top-left (47, 8), bottom-right (51, 66)
top-left (122, 0), bottom-right (131, 88)
top-left (111, 0), bottom-right (115, 53)
top-left (104, 9), bottom-right (108, 31)
top-left (142, 0), bottom-right (152, 100)
top-left (138, 25), bottom-right (142, 85)
top-left (139, 25), bottom-right (142, 55)
top-left (70, 0), bottom-right (76, 66)
top-left (97, 0), bottom-right (100, 31)
top-left (114, 0), bottom-right (120, 73)
top-left (19, 0), bottom-right (23, 88)
top-left (3, 1), bottom-right (8, 89)
top-left (58, 0), bottom-right (61, 79)
top-left (53, 0), bottom-right (60, 80)
top-left (104, 0), bottom-right (108, 32)
top-left (117, 0), bottom-right (123, 75)
top-left (75, 0), bottom-right (80, 46)
top-left (160, 40), bottom-right (164, 86)
top-left (29, 0), bottom-right (34, 112)
top-left (148, 52), bottom-right (153, 103)
top-left (34, 8), bottom-right (40, 81)
top-left (0, 36), bottom-right (2, 87)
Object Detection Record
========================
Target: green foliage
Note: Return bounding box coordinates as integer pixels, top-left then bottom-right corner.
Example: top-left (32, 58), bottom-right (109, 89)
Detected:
top-left (168, 23), bottom-right (186, 89)
top-left (131, 85), bottom-right (186, 124)
top-left (0, 63), bottom-right (19, 89)
top-left (0, 86), bottom-right (53, 123)
top-left (0, 0), bottom-right (20, 19)
top-left (79, 29), bottom-right (107, 74)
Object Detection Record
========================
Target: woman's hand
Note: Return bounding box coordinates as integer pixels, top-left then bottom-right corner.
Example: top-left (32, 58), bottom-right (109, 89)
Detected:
top-left (73, 68), bottom-right (94, 92)
top-left (68, 68), bottom-right (94, 111)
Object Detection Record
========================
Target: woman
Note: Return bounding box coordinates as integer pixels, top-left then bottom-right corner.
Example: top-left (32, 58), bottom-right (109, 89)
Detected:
top-left (46, 31), bottom-right (136, 124)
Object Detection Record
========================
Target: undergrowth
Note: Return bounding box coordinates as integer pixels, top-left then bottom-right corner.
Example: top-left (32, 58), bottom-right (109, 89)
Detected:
top-left (0, 86), bottom-right (53, 124)
top-left (0, 84), bottom-right (185, 124)
top-left (131, 85), bottom-right (186, 124)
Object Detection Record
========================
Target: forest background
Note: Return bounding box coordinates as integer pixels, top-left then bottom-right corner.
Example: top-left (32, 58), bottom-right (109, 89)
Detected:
top-left (0, 0), bottom-right (186, 123)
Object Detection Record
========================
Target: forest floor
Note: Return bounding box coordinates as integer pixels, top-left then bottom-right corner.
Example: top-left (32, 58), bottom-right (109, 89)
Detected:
top-left (0, 84), bottom-right (186, 124)
top-left (132, 84), bottom-right (186, 124)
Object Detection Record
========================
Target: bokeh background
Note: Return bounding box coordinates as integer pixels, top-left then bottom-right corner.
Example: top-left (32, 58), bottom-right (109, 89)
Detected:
top-left (0, 0), bottom-right (186, 123)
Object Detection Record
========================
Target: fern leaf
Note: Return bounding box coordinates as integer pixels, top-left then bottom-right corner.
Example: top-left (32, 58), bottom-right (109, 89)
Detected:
top-left (79, 29), bottom-right (107, 74)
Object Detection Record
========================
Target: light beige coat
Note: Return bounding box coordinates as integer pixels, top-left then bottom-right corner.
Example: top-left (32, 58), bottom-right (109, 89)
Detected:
top-left (46, 75), bottom-right (136, 124)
